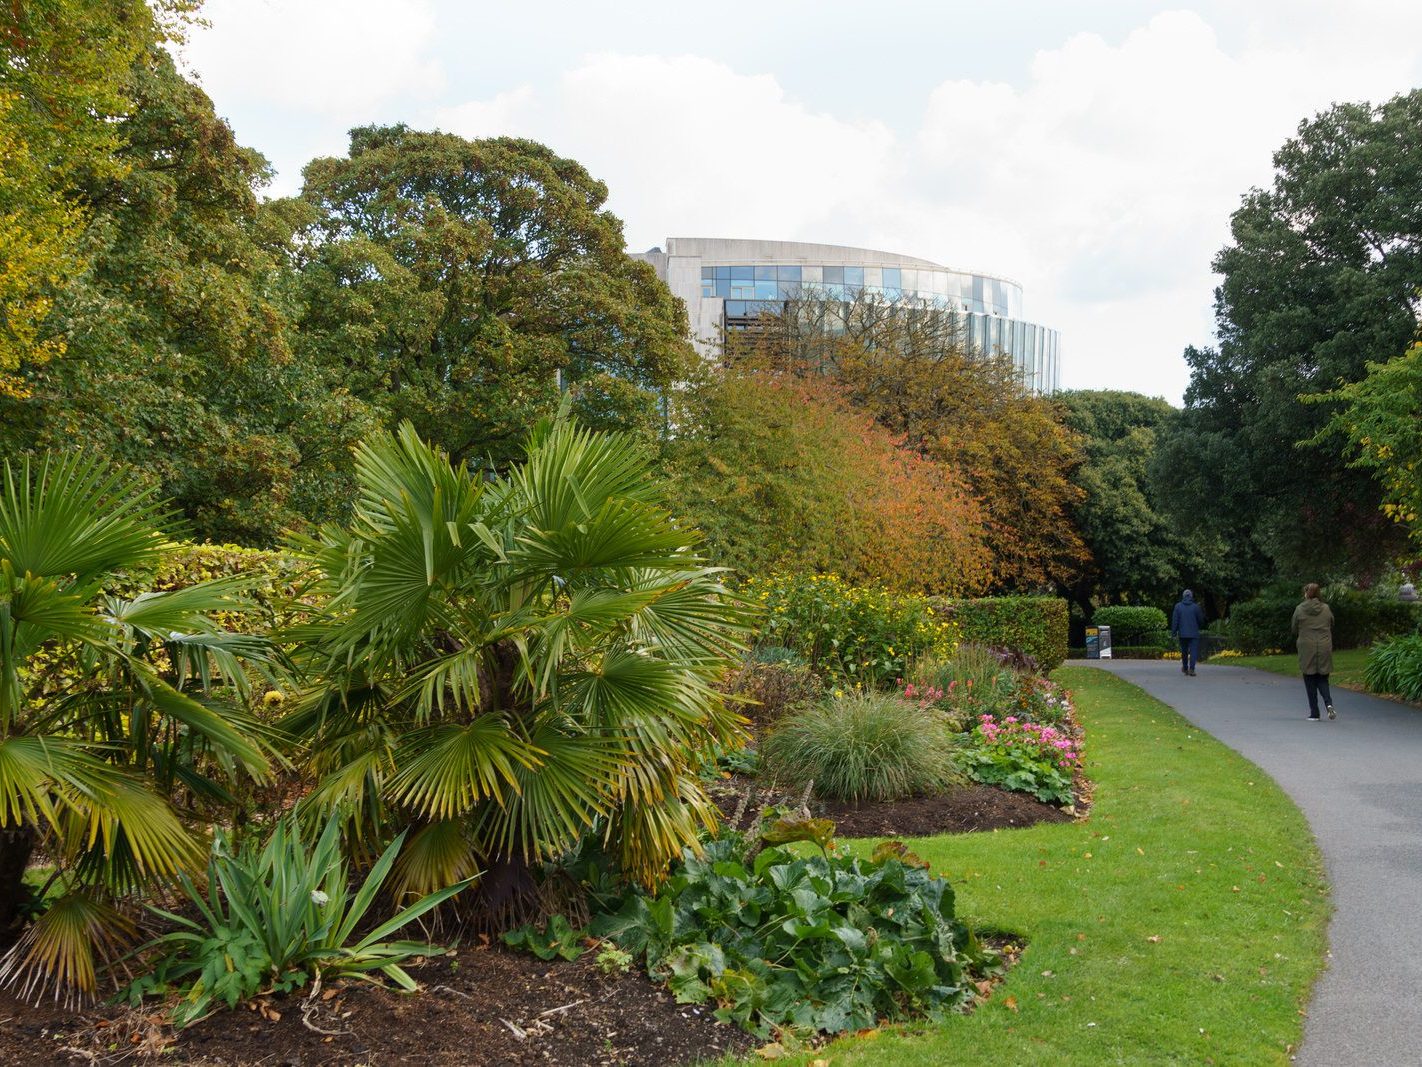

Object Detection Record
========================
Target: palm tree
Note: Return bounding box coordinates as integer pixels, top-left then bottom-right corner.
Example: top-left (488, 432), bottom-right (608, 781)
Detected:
top-left (0, 454), bottom-right (275, 1001)
top-left (281, 416), bottom-right (749, 926)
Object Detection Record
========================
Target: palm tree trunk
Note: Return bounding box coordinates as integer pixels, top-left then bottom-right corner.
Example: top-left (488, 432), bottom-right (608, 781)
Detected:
top-left (0, 824), bottom-right (35, 938)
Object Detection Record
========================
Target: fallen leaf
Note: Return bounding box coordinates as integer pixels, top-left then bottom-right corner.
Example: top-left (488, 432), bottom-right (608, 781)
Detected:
top-left (1004, 996), bottom-right (1019, 1012)
top-left (1147, 935), bottom-right (1162, 943)
top-left (1231, 886), bottom-right (1241, 893)
top-left (1136, 847), bottom-right (1145, 856)
top-left (756, 1043), bottom-right (786, 1060)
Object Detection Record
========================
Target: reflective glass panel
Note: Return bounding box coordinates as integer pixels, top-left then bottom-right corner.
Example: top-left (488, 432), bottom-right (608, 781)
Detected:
top-left (755, 265), bottom-right (777, 280)
top-left (882, 267), bottom-right (901, 288)
top-left (778, 265), bottom-right (802, 282)
top-left (731, 265), bottom-right (754, 280)
top-left (844, 266), bottom-right (864, 285)
top-left (715, 279), bottom-right (731, 298)
top-left (725, 300), bottom-right (746, 317)
top-left (702, 267), bottom-right (715, 280)
top-left (824, 283), bottom-right (845, 299)
top-left (754, 280), bottom-right (777, 299)
top-left (822, 266), bottom-right (844, 283)
top-left (863, 266), bottom-right (882, 287)
top-left (901, 268), bottom-right (918, 291)
top-left (802, 265), bottom-right (822, 284)
top-left (715, 266), bottom-right (731, 280)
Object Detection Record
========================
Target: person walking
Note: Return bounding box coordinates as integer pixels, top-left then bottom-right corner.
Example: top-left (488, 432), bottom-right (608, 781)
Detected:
top-left (1292, 583), bottom-right (1336, 721)
top-left (1171, 589), bottom-right (1206, 676)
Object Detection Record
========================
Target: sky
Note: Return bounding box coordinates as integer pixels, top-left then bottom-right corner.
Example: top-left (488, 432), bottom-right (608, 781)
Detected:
top-left (178, 1), bottom-right (1422, 402)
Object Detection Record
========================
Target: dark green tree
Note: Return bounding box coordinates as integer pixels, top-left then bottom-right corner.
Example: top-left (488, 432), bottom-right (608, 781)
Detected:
top-left (1056, 390), bottom-right (1183, 613)
top-left (1167, 91), bottom-right (1422, 581)
top-left (0, 48), bottom-right (375, 544)
top-left (291, 126), bottom-right (697, 466)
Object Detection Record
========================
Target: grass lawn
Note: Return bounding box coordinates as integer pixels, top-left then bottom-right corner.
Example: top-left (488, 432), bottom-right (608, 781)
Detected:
top-left (1221, 647), bottom-right (1371, 690)
top-left (736, 666), bottom-right (1329, 1066)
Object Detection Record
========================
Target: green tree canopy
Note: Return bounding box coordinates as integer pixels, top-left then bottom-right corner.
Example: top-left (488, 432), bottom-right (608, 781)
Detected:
top-left (0, 1), bottom-right (193, 393)
top-left (291, 126), bottom-right (697, 466)
top-left (1166, 90), bottom-right (1422, 580)
top-left (0, 47), bottom-right (376, 544)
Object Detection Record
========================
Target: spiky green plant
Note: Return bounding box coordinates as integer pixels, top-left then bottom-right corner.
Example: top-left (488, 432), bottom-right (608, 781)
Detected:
top-left (280, 416), bottom-right (750, 924)
top-left (0, 454), bottom-right (276, 1003)
top-left (127, 814), bottom-right (470, 1027)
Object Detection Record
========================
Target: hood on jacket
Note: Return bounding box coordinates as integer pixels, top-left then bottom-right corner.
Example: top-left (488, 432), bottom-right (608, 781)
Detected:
top-left (1301, 599), bottom-right (1326, 616)
top-left (1181, 589), bottom-right (1194, 603)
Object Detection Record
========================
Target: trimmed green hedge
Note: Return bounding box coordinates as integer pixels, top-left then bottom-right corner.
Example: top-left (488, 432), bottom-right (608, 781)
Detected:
top-left (932, 596), bottom-right (1069, 673)
top-left (1228, 589), bottom-right (1421, 654)
top-left (1090, 606), bottom-right (1169, 645)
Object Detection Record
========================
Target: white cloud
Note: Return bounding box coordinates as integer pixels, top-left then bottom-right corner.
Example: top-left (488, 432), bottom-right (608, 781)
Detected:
top-left (434, 54), bottom-right (898, 249)
top-left (183, 4), bottom-right (1422, 400)
top-left (184, 0), bottom-right (444, 116)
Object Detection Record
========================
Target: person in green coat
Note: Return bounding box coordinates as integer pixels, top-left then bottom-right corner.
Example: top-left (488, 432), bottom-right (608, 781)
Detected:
top-left (1291, 583), bottom-right (1336, 721)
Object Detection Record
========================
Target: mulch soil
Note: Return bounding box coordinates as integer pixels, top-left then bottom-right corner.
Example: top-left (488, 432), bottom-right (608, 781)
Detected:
top-left (0, 946), bottom-right (757, 1066)
top-left (0, 779), bottom-right (1064, 1066)
top-left (710, 775), bottom-right (1077, 838)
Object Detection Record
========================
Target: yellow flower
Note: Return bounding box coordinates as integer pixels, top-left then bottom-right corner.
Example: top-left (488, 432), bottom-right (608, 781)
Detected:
top-left (262, 689), bottom-right (287, 706)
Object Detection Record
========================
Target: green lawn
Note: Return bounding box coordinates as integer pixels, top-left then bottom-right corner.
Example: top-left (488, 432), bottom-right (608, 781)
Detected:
top-left (733, 666), bottom-right (1329, 1066)
top-left (1221, 647), bottom-right (1370, 689)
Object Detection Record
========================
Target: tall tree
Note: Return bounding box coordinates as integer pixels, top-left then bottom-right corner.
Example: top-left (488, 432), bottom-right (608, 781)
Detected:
top-left (1319, 341), bottom-right (1422, 551)
top-left (662, 364), bottom-right (991, 594)
top-left (1167, 91), bottom-right (1422, 580)
top-left (0, 1), bottom-right (193, 394)
top-left (0, 47), bottom-right (374, 544)
top-left (292, 126), bottom-right (697, 466)
top-left (737, 293), bottom-right (1087, 592)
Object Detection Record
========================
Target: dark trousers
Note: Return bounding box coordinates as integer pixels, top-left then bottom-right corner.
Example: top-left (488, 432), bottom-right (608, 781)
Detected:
top-left (1303, 673), bottom-right (1334, 717)
top-left (1178, 637), bottom-right (1199, 671)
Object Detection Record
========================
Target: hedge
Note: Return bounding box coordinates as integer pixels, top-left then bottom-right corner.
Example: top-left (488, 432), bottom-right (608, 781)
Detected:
top-left (1228, 589), bottom-right (1421, 654)
top-left (1090, 606), bottom-right (1169, 644)
top-left (931, 596), bottom-right (1069, 673)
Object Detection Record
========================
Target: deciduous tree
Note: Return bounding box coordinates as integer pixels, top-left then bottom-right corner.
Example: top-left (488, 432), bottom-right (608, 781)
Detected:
top-left (662, 364), bottom-right (991, 594)
top-left (292, 126), bottom-right (697, 466)
top-left (1168, 91), bottom-right (1422, 579)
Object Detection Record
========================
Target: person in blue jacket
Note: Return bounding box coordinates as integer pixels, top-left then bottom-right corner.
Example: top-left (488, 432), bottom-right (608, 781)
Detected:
top-left (1171, 589), bottom-right (1206, 676)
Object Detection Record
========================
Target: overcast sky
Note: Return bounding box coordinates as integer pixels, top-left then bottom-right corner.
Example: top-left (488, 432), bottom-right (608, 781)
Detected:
top-left (179, 1), bottom-right (1422, 402)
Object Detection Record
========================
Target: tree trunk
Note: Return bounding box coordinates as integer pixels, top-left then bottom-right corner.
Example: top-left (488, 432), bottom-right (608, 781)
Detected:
top-left (0, 823), bottom-right (36, 939)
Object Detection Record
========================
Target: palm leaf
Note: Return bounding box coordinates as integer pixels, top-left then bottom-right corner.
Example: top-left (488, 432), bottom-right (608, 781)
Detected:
top-left (0, 453), bottom-right (172, 581)
top-left (0, 891), bottom-right (138, 1005)
top-left (387, 716), bottom-right (539, 821)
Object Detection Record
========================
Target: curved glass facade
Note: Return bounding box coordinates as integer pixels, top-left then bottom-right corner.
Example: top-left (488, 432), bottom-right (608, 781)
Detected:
top-left (633, 238), bottom-right (1060, 394)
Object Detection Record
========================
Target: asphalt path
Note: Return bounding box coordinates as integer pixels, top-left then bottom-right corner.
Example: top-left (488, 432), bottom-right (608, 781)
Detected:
top-left (1080, 658), bottom-right (1422, 1066)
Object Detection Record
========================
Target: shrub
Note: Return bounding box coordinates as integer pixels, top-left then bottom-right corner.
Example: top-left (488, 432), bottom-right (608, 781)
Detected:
top-left (1328, 590), bottom-right (1421, 648)
top-left (1226, 591), bottom-right (1298, 654)
top-left (1090, 606), bottom-right (1169, 644)
top-left (721, 659), bottom-right (824, 735)
top-left (588, 833), bottom-right (1000, 1036)
top-left (1364, 634), bottom-right (1422, 702)
top-left (957, 712), bottom-right (1082, 806)
top-left (747, 573), bottom-right (956, 684)
top-left (760, 693), bottom-right (962, 802)
top-left (1229, 589), bottom-right (1420, 654)
top-left (125, 816), bottom-right (467, 1027)
top-left (932, 596), bottom-right (1069, 672)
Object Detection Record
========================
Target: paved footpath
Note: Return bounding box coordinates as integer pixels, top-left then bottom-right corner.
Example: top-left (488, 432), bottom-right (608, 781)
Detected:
top-left (1083, 659), bottom-right (1422, 1066)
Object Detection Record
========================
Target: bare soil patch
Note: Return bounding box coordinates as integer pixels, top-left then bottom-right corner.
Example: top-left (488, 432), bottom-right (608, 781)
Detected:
top-left (0, 945), bottom-right (757, 1066)
top-left (711, 775), bottom-right (1075, 838)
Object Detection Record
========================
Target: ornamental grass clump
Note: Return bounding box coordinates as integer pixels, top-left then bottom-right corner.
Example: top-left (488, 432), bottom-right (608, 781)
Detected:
top-left (759, 692), bottom-right (962, 803)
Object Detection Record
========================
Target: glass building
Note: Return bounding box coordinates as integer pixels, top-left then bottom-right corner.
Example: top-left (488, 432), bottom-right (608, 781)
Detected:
top-left (632, 237), bottom-right (1060, 393)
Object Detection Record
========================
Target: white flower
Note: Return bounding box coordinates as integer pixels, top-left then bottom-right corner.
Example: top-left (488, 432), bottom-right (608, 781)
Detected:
top-left (310, 889), bottom-right (330, 906)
